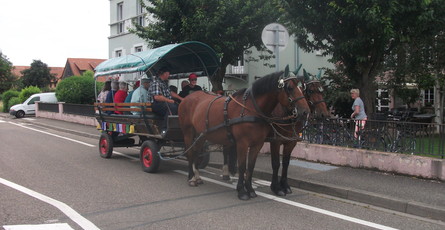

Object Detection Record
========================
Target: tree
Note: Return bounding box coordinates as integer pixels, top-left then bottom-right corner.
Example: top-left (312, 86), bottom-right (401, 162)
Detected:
top-left (282, 0), bottom-right (445, 115)
top-left (21, 60), bottom-right (55, 89)
top-left (0, 52), bottom-right (17, 94)
top-left (132, 0), bottom-right (281, 92)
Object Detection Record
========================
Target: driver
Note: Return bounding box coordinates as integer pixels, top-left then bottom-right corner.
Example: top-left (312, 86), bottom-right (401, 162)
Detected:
top-left (148, 67), bottom-right (183, 132)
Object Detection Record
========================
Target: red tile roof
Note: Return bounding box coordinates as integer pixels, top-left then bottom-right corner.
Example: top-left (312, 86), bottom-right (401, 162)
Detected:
top-left (12, 65), bottom-right (64, 79)
top-left (62, 58), bottom-right (106, 78)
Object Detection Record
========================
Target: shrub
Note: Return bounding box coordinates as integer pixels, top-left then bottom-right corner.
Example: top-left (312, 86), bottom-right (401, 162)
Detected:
top-left (1, 89), bottom-right (20, 112)
top-left (56, 72), bottom-right (99, 104)
top-left (19, 86), bottom-right (41, 103)
top-left (8, 97), bottom-right (21, 109)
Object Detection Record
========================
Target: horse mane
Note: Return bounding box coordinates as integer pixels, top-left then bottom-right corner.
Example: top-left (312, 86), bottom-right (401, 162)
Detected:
top-left (251, 71), bottom-right (283, 96)
top-left (232, 88), bottom-right (247, 97)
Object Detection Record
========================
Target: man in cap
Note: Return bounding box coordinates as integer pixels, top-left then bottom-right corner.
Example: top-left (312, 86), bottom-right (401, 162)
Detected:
top-left (148, 67), bottom-right (183, 132)
top-left (179, 73), bottom-right (202, 98)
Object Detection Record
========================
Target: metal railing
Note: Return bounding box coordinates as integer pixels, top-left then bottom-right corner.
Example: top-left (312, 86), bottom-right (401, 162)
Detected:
top-left (63, 104), bottom-right (95, 117)
top-left (38, 103), bottom-right (59, 113)
top-left (303, 118), bottom-right (445, 158)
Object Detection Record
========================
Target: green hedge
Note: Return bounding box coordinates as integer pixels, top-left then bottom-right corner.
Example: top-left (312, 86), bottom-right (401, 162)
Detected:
top-left (8, 97), bottom-right (21, 109)
top-left (56, 75), bottom-right (99, 104)
top-left (1, 90), bottom-right (20, 112)
top-left (19, 86), bottom-right (41, 103)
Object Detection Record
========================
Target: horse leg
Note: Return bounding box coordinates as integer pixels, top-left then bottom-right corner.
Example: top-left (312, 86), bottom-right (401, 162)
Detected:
top-left (236, 143), bottom-right (249, 200)
top-left (280, 141), bottom-right (296, 194)
top-left (222, 144), bottom-right (236, 180)
top-left (244, 144), bottom-right (263, 199)
top-left (189, 138), bottom-right (206, 186)
top-left (270, 141), bottom-right (285, 196)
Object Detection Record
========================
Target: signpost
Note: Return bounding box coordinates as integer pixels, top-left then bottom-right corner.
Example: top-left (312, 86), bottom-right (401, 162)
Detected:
top-left (261, 23), bottom-right (289, 71)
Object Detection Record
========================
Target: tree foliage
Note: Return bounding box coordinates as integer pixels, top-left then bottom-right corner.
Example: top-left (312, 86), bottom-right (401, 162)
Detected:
top-left (19, 86), bottom-right (41, 103)
top-left (55, 70), bottom-right (99, 104)
top-left (21, 60), bottom-right (55, 88)
top-left (132, 0), bottom-right (281, 91)
top-left (0, 52), bottom-right (17, 94)
top-left (1, 89), bottom-right (20, 112)
top-left (282, 0), bottom-right (445, 115)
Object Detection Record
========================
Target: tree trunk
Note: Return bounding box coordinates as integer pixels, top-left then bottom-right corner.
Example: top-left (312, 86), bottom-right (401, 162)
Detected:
top-left (358, 72), bottom-right (376, 118)
top-left (209, 64), bottom-right (227, 92)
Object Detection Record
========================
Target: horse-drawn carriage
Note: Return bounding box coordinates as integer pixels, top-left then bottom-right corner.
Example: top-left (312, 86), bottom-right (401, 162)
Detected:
top-left (93, 41), bottom-right (220, 173)
top-left (94, 41), bottom-right (328, 200)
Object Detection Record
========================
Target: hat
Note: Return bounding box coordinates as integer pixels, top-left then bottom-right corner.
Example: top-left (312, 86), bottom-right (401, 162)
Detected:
top-left (141, 78), bottom-right (150, 83)
top-left (189, 73), bottom-right (198, 80)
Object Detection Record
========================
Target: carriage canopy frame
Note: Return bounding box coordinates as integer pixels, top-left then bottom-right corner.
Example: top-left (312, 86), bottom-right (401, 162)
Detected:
top-left (94, 41), bottom-right (220, 79)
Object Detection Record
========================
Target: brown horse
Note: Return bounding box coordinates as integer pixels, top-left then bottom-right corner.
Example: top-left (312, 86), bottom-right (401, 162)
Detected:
top-left (178, 70), bottom-right (310, 200)
top-left (269, 69), bottom-right (330, 196)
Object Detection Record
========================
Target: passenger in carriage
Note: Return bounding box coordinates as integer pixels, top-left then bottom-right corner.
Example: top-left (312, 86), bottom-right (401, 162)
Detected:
top-left (125, 80), bottom-right (140, 103)
top-left (104, 81), bottom-right (119, 115)
top-left (130, 78), bottom-right (150, 115)
top-left (97, 81), bottom-right (111, 103)
top-left (148, 67), bottom-right (183, 132)
top-left (179, 73), bottom-right (202, 98)
top-left (114, 82), bottom-right (128, 114)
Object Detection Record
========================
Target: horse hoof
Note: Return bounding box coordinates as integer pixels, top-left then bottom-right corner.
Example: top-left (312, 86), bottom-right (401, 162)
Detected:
top-left (249, 191), bottom-right (257, 198)
top-left (188, 181), bottom-right (198, 187)
top-left (285, 188), bottom-right (292, 194)
top-left (238, 193), bottom-right (250, 201)
top-left (274, 190), bottom-right (286, 196)
top-left (196, 179), bottom-right (204, 184)
top-left (222, 175), bottom-right (230, 181)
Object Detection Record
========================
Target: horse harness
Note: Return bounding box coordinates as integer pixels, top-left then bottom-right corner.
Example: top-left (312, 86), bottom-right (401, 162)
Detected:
top-left (202, 76), bottom-right (307, 143)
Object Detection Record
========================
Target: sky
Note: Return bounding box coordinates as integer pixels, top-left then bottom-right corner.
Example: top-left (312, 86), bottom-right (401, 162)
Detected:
top-left (0, 0), bottom-right (109, 67)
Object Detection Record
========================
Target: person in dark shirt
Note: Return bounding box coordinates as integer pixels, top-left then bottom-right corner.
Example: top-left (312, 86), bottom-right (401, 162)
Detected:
top-left (179, 73), bottom-right (202, 98)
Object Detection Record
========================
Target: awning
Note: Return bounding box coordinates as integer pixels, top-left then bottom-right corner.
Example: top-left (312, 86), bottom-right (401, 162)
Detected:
top-left (94, 41), bottom-right (220, 78)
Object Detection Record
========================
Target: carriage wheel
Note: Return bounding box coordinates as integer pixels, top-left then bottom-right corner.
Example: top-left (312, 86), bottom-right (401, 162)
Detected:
top-left (99, 132), bottom-right (113, 158)
top-left (140, 140), bottom-right (160, 173)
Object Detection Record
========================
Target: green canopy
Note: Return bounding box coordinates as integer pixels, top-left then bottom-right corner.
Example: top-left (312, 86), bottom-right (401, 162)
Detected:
top-left (94, 41), bottom-right (220, 78)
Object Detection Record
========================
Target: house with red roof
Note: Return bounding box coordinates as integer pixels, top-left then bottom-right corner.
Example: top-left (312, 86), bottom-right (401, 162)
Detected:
top-left (12, 65), bottom-right (64, 89)
top-left (61, 58), bottom-right (106, 79)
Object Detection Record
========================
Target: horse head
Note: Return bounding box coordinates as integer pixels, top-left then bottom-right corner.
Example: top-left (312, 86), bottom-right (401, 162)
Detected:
top-left (303, 68), bottom-right (330, 118)
top-left (276, 65), bottom-right (310, 118)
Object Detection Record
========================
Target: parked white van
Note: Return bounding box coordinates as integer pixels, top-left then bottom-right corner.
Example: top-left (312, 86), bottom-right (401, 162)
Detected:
top-left (9, 92), bottom-right (58, 118)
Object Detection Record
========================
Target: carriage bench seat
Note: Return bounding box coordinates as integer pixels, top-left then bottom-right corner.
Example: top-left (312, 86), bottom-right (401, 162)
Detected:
top-left (94, 102), bottom-right (162, 119)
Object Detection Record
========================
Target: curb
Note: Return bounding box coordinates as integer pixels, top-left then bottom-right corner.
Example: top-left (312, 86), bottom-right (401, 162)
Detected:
top-left (210, 162), bottom-right (445, 222)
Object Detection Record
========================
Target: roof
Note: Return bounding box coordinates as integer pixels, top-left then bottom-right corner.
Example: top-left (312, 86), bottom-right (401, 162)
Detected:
top-left (62, 58), bottom-right (106, 78)
top-left (12, 65), bottom-right (64, 80)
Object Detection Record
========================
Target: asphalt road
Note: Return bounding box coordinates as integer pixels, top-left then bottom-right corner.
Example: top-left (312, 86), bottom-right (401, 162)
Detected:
top-left (1, 117), bottom-right (444, 230)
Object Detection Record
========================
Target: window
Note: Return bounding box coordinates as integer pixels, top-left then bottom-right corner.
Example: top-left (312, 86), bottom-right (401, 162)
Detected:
top-left (28, 96), bottom-right (40, 105)
top-left (136, 0), bottom-right (145, 26)
top-left (117, 2), bottom-right (124, 34)
top-left (134, 46), bottom-right (143, 53)
top-left (115, 50), bottom-right (122, 57)
top-left (424, 88), bottom-right (434, 106)
top-left (375, 89), bottom-right (389, 112)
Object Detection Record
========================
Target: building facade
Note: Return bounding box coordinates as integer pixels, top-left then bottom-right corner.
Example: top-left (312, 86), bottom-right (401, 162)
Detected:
top-left (108, 0), bottom-right (333, 90)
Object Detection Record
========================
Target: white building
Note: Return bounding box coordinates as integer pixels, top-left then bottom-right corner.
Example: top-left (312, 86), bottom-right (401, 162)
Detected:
top-left (108, 0), bottom-right (333, 91)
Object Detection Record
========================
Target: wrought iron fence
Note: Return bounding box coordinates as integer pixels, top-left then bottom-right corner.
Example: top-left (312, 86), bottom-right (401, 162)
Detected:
top-left (38, 103), bottom-right (59, 113)
top-left (63, 103), bottom-right (95, 117)
top-left (303, 118), bottom-right (445, 158)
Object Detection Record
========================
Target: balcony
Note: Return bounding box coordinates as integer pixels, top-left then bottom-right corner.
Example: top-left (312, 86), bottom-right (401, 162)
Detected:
top-left (225, 65), bottom-right (248, 82)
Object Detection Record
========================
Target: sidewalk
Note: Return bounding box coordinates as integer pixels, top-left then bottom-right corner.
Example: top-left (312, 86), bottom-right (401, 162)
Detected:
top-left (2, 113), bottom-right (444, 222)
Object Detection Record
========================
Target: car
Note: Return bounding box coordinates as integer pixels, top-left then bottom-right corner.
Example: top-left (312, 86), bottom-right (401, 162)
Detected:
top-left (9, 92), bottom-right (58, 118)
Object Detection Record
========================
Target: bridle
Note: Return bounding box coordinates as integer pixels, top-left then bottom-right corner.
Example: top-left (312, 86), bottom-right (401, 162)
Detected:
top-left (278, 74), bottom-right (307, 117)
top-left (304, 80), bottom-right (326, 108)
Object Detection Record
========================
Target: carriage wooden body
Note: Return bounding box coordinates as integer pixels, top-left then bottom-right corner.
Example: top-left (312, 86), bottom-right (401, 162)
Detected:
top-left (93, 42), bottom-right (220, 173)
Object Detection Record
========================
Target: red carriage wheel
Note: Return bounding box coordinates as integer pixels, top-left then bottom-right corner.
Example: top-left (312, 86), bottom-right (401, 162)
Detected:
top-left (140, 140), bottom-right (160, 173)
top-left (99, 132), bottom-right (113, 158)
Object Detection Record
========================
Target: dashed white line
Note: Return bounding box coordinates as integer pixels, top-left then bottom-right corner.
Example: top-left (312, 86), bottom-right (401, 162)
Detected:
top-left (174, 170), bottom-right (398, 230)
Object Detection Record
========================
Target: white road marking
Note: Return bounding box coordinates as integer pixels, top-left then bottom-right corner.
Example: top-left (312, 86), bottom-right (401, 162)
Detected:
top-left (0, 178), bottom-right (100, 230)
top-left (113, 151), bottom-right (139, 161)
top-left (23, 118), bottom-right (36, 121)
top-left (3, 223), bottom-right (74, 230)
top-left (7, 122), bottom-right (95, 147)
top-left (174, 170), bottom-right (398, 230)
